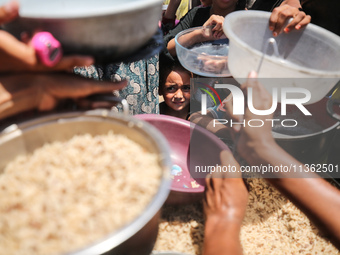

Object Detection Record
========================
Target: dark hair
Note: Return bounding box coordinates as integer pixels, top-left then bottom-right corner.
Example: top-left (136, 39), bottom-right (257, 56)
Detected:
top-left (159, 52), bottom-right (191, 92)
top-left (236, 0), bottom-right (247, 10)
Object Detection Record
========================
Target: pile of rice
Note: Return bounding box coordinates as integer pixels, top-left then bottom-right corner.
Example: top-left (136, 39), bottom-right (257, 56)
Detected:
top-left (154, 178), bottom-right (339, 254)
top-left (0, 132), bottom-right (161, 255)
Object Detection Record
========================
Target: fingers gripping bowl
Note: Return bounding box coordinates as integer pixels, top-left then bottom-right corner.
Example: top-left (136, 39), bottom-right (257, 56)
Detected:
top-left (0, 110), bottom-right (172, 255)
top-left (175, 26), bottom-right (231, 77)
top-left (222, 10), bottom-right (340, 104)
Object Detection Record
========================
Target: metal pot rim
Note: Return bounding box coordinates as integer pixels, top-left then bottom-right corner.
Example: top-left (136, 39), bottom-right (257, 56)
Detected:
top-left (13, 0), bottom-right (163, 19)
top-left (272, 121), bottom-right (340, 139)
top-left (0, 109), bottom-right (172, 255)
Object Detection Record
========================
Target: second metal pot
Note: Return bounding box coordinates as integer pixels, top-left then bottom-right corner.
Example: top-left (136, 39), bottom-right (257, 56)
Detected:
top-left (272, 98), bottom-right (340, 164)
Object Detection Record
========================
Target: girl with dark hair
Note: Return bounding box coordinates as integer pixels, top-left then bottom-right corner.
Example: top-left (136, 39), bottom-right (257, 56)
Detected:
top-left (159, 55), bottom-right (193, 119)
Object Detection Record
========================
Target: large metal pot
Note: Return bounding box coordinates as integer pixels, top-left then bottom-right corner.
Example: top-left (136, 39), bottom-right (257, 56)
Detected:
top-left (272, 98), bottom-right (340, 164)
top-left (0, 0), bottom-right (163, 62)
top-left (326, 84), bottom-right (340, 121)
top-left (0, 110), bottom-right (172, 255)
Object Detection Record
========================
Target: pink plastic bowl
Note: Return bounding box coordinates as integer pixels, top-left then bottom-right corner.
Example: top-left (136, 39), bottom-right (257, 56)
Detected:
top-left (135, 114), bottom-right (230, 205)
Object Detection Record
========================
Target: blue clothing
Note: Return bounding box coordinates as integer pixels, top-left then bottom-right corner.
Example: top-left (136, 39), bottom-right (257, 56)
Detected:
top-left (74, 55), bottom-right (159, 115)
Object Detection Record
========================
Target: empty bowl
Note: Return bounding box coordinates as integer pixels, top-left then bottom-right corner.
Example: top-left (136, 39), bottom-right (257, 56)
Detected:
top-left (175, 26), bottom-right (231, 77)
top-left (223, 10), bottom-right (340, 104)
top-left (135, 114), bottom-right (230, 205)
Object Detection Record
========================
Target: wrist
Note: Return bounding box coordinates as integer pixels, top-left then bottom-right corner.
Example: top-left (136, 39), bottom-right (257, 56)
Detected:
top-left (184, 29), bottom-right (208, 45)
top-left (205, 215), bottom-right (242, 233)
top-left (204, 215), bottom-right (243, 255)
top-left (281, 0), bottom-right (302, 9)
top-left (0, 74), bottom-right (41, 119)
top-left (204, 217), bottom-right (241, 246)
top-left (240, 136), bottom-right (279, 166)
top-left (253, 137), bottom-right (278, 159)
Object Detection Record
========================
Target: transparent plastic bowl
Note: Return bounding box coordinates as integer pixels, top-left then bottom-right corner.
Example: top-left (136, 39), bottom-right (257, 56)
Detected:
top-left (175, 26), bottom-right (231, 77)
top-left (223, 10), bottom-right (340, 104)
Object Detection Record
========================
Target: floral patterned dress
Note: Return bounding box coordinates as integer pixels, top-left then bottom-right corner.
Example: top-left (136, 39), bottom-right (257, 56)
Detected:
top-left (74, 55), bottom-right (159, 115)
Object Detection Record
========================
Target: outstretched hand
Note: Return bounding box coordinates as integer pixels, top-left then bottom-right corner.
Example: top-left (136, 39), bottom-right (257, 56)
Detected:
top-left (0, 30), bottom-right (95, 72)
top-left (203, 15), bottom-right (226, 40)
top-left (269, 4), bottom-right (311, 36)
top-left (203, 150), bottom-right (248, 255)
top-left (0, 0), bottom-right (18, 25)
top-left (204, 150), bottom-right (248, 224)
top-left (236, 71), bottom-right (275, 162)
top-left (0, 73), bottom-right (127, 119)
top-left (0, 1), bottom-right (94, 72)
top-left (221, 71), bottom-right (277, 165)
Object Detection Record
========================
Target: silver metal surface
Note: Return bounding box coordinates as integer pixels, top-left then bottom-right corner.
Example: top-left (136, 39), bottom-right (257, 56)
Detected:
top-left (0, 110), bottom-right (172, 255)
top-left (272, 99), bottom-right (340, 164)
top-left (1, 0), bottom-right (163, 60)
top-left (327, 98), bottom-right (340, 121)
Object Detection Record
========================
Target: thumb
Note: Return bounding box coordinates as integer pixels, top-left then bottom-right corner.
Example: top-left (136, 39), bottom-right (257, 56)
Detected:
top-left (241, 70), bottom-right (258, 91)
top-left (0, 1), bottom-right (19, 25)
top-left (88, 80), bottom-right (128, 95)
top-left (49, 56), bottom-right (95, 72)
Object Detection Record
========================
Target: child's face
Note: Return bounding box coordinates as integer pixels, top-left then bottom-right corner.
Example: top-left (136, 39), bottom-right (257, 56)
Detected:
top-left (162, 69), bottom-right (191, 112)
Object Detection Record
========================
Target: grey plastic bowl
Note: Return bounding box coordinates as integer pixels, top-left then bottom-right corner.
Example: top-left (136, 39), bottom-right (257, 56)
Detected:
top-left (0, 0), bottom-right (162, 61)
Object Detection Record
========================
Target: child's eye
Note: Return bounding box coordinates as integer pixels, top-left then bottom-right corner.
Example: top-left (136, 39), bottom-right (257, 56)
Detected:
top-left (166, 86), bottom-right (177, 92)
top-left (182, 85), bottom-right (190, 92)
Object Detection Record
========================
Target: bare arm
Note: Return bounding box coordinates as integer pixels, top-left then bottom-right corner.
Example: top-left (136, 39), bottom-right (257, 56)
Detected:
top-left (163, 0), bottom-right (181, 21)
top-left (203, 150), bottom-right (248, 255)
top-left (243, 138), bottom-right (340, 249)
top-left (190, 110), bottom-right (232, 140)
top-left (0, 1), bottom-right (94, 72)
top-left (282, 0), bottom-right (302, 8)
top-left (167, 28), bottom-right (203, 56)
top-left (233, 71), bottom-right (340, 250)
top-left (204, 219), bottom-right (243, 255)
top-left (0, 73), bottom-right (127, 119)
top-left (167, 15), bottom-right (225, 57)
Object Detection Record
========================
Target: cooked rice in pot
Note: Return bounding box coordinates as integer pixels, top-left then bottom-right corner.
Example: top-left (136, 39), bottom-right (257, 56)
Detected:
top-left (154, 178), bottom-right (339, 254)
top-left (0, 132), bottom-right (161, 255)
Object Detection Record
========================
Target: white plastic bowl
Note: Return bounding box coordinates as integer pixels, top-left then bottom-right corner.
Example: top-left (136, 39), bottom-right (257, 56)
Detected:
top-left (175, 26), bottom-right (231, 77)
top-left (223, 10), bottom-right (340, 104)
